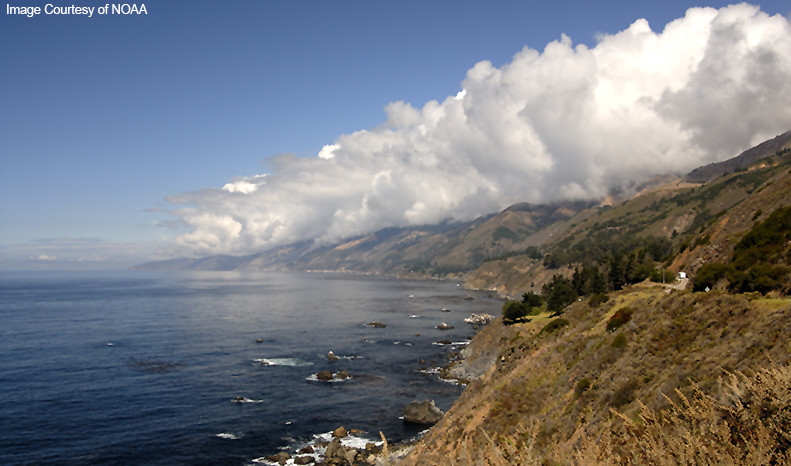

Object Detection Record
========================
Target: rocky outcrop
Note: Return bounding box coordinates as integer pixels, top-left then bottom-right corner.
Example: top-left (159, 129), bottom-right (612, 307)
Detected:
top-left (263, 451), bottom-right (290, 464)
top-left (464, 313), bottom-right (494, 325)
top-left (323, 438), bottom-right (360, 465)
top-left (436, 322), bottom-right (454, 330)
top-left (403, 400), bottom-right (444, 425)
top-left (315, 370), bottom-right (350, 381)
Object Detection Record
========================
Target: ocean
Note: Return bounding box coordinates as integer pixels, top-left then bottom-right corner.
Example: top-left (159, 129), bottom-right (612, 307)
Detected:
top-left (0, 270), bottom-right (500, 465)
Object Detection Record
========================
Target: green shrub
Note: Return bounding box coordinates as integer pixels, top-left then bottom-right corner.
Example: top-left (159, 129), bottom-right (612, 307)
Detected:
top-left (575, 377), bottom-right (592, 395)
top-left (541, 318), bottom-right (570, 334)
top-left (611, 333), bottom-right (627, 348)
top-left (588, 293), bottom-right (610, 308)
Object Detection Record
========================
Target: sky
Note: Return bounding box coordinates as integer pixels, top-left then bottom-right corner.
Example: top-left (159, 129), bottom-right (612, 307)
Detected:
top-left (2, 1), bottom-right (791, 270)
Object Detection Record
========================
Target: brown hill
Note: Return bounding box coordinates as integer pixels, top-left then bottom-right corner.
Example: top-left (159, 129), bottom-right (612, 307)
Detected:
top-left (397, 288), bottom-right (791, 464)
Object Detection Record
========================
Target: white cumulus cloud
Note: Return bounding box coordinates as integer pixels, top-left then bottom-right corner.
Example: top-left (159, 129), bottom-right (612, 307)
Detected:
top-left (164, 4), bottom-right (791, 257)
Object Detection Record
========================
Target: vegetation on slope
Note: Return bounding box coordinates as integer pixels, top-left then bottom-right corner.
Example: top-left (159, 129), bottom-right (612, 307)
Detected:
top-left (399, 288), bottom-right (791, 465)
top-left (398, 139), bottom-right (791, 465)
top-left (467, 145), bottom-right (791, 298)
top-left (694, 206), bottom-right (791, 293)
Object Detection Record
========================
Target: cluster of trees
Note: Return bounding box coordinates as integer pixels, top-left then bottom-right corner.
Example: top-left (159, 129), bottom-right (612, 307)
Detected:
top-left (503, 238), bottom-right (678, 323)
top-left (694, 206), bottom-right (791, 293)
top-left (544, 233), bottom-right (673, 270)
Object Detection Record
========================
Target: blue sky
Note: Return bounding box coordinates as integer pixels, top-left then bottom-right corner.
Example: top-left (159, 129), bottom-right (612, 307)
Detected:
top-left (2, 1), bottom-right (791, 269)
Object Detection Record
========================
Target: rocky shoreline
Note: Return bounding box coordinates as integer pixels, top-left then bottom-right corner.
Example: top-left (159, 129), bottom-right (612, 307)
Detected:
top-left (257, 313), bottom-right (501, 466)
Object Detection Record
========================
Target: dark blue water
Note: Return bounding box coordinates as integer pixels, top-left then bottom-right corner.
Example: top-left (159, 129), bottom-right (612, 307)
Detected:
top-left (0, 270), bottom-right (500, 465)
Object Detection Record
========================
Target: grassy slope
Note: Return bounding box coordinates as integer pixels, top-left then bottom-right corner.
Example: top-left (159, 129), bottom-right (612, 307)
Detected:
top-left (399, 287), bottom-right (791, 464)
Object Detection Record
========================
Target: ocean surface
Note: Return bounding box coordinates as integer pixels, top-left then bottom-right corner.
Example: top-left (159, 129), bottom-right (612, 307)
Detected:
top-left (0, 270), bottom-right (501, 465)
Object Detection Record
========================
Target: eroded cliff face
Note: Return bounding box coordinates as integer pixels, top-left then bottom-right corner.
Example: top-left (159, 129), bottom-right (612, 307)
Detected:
top-left (396, 287), bottom-right (791, 465)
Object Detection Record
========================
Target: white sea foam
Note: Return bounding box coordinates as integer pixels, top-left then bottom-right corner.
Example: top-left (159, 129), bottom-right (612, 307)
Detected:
top-left (408, 314), bottom-right (420, 318)
top-left (312, 430), bottom-right (382, 450)
top-left (231, 397), bottom-right (264, 403)
top-left (306, 373), bottom-right (352, 383)
top-left (432, 340), bottom-right (470, 346)
top-left (254, 358), bottom-right (314, 367)
top-left (215, 432), bottom-right (241, 439)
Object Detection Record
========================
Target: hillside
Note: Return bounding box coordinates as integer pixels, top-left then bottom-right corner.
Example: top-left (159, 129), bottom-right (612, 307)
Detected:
top-left (386, 133), bottom-right (791, 465)
top-left (466, 134), bottom-right (791, 297)
top-left (396, 288), bottom-right (791, 464)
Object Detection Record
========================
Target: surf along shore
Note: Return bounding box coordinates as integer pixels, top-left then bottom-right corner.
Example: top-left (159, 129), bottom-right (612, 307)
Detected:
top-left (255, 300), bottom-right (503, 466)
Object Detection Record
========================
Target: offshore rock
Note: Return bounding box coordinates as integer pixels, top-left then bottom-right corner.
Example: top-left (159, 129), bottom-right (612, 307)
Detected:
top-left (332, 425), bottom-right (348, 438)
top-left (298, 445), bottom-right (315, 454)
top-left (436, 322), bottom-right (454, 330)
top-left (327, 350), bottom-right (339, 361)
top-left (403, 400), bottom-right (444, 425)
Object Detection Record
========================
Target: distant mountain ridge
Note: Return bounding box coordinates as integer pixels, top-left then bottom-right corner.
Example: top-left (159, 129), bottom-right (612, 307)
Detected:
top-left (134, 131), bottom-right (791, 297)
top-left (684, 130), bottom-right (791, 183)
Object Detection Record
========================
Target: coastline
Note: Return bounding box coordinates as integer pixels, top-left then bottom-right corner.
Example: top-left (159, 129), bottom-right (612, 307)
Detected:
top-left (256, 312), bottom-right (504, 466)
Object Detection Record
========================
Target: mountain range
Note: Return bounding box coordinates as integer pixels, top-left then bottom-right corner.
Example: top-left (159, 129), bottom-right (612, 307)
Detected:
top-left (135, 130), bottom-right (791, 297)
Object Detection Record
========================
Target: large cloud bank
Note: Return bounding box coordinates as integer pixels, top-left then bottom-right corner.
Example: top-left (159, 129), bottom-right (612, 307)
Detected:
top-left (166, 4), bottom-right (791, 257)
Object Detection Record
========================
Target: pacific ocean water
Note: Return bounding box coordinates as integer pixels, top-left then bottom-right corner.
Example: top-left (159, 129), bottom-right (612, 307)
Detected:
top-left (0, 270), bottom-right (500, 465)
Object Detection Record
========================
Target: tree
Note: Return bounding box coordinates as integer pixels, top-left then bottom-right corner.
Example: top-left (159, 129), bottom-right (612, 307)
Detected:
top-left (544, 275), bottom-right (576, 314)
top-left (521, 291), bottom-right (543, 308)
top-left (502, 301), bottom-right (529, 323)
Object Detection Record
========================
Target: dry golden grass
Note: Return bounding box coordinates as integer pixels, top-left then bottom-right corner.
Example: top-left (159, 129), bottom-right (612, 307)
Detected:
top-left (398, 289), bottom-right (791, 465)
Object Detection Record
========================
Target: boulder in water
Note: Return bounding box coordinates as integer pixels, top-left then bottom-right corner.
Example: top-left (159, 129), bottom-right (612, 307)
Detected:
top-left (332, 426), bottom-right (348, 438)
top-left (436, 322), bottom-right (454, 330)
top-left (327, 351), bottom-right (339, 361)
top-left (264, 451), bottom-right (290, 464)
top-left (316, 370), bottom-right (334, 381)
top-left (298, 445), bottom-right (315, 454)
